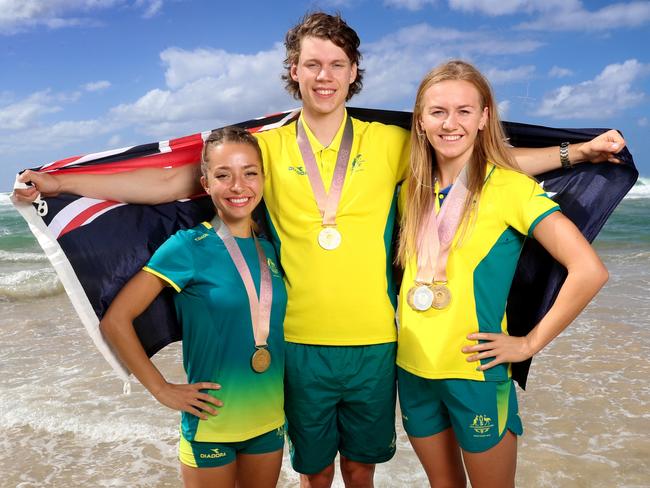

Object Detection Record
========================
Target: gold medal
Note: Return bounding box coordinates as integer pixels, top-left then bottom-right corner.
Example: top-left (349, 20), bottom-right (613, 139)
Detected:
top-left (406, 284), bottom-right (434, 311)
top-left (430, 283), bottom-right (451, 309)
top-left (318, 227), bottom-right (341, 250)
top-left (251, 347), bottom-right (271, 373)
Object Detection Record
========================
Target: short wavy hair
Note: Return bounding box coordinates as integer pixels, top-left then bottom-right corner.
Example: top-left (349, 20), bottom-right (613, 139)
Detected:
top-left (282, 11), bottom-right (364, 101)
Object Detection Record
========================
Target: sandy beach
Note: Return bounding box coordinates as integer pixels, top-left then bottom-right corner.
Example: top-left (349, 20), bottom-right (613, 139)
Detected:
top-left (1, 189), bottom-right (649, 487)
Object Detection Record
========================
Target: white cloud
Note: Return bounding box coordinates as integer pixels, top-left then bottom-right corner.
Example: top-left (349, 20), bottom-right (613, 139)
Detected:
top-left (356, 24), bottom-right (542, 106)
top-left (161, 45), bottom-right (285, 91)
top-left (384, 0), bottom-right (438, 11)
top-left (485, 65), bottom-right (535, 85)
top-left (0, 22), bottom-right (548, 155)
top-left (0, 91), bottom-right (62, 130)
top-left (108, 24), bottom-right (545, 128)
top-left (367, 23), bottom-right (543, 56)
top-left (448, 0), bottom-right (650, 31)
top-left (135, 0), bottom-right (162, 18)
top-left (45, 119), bottom-right (112, 142)
top-left (517, 1), bottom-right (650, 31)
top-left (449, 0), bottom-right (577, 16)
top-left (535, 59), bottom-right (649, 119)
top-left (107, 134), bottom-right (122, 147)
top-left (84, 80), bottom-right (111, 92)
top-left (0, 0), bottom-right (162, 34)
top-left (0, 87), bottom-right (119, 160)
top-left (497, 100), bottom-right (511, 119)
top-left (0, 116), bottom-right (117, 165)
top-left (548, 66), bottom-right (573, 78)
top-left (108, 44), bottom-right (295, 138)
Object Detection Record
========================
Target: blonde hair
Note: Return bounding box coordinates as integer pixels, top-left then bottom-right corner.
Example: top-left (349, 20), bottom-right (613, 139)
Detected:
top-left (397, 60), bottom-right (520, 267)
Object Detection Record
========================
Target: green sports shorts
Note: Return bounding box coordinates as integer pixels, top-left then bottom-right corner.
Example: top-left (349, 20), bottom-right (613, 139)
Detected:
top-left (284, 342), bottom-right (397, 474)
top-left (398, 367), bottom-right (523, 453)
top-left (178, 425), bottom-right (285, 468)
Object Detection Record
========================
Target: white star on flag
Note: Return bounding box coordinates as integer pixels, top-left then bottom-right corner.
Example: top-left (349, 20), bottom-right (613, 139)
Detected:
top-left (539, 180), bottom-right (558, 199)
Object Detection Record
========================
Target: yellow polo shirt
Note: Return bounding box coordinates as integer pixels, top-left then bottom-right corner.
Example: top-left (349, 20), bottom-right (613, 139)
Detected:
top-left (256, 111), bottom-right (409, 345)
top-left (397, 165), bottom-right (560, 381)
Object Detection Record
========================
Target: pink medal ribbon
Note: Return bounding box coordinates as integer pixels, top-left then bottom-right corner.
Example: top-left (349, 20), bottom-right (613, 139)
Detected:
top-left (296, 116), bottom-right (353, 250)
top-left (211, 216), bottom-right (273, 373)
top-left (407, 166), bottom-right (469, 311)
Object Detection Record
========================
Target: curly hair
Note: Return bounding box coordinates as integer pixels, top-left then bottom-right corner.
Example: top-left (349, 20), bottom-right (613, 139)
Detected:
top-left (282, 11), bottom-right (365, 101)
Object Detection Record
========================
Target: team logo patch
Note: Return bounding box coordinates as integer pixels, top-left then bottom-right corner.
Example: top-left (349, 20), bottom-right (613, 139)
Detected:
top-left (288, 165), bottom-right (306, 175)
top-left (267, 258), bottom-right (281, 278)
top-left (469, 414), bottom-right (494, 437)
top-left (351, 154), bottom-right (364, 172)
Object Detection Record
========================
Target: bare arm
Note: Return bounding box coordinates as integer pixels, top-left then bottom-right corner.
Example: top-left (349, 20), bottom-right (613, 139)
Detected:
top-left (463, 212), bottom-right (608, 368)
top-left (13, 163), bottom-right (203, 205)
top-left (100, 271), bottom-right (221, 418)
top-left (511, 129), bottom-right (625, 176)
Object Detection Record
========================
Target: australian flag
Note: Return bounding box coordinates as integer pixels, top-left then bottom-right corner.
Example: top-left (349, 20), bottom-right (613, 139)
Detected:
top-left (12, 107), bottom-right (638, 389)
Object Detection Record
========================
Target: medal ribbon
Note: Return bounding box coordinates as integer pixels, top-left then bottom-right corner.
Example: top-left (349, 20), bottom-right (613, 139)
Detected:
top-left (211, 216), bottom-right (272, 348)
top-left (296, 115), bottom-right (353, 227)
top-left (415, 166), bottom-right (469, 284)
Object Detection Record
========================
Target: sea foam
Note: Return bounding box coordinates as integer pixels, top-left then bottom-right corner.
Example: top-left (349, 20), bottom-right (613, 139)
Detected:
top-left (626, 176), bottom-right (650, 199)
top-left (0, 269), bottom-right (63, 298)
top-left (0, 250), bottom-right (47, 263)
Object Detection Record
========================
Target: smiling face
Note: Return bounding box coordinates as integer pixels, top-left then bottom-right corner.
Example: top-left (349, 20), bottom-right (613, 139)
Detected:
top-left (290, 36), bottom-right (357, 119)
top-left (419, 79), bottom-right (488, 169)
top-left (200, 142), bottom-right (263, 235)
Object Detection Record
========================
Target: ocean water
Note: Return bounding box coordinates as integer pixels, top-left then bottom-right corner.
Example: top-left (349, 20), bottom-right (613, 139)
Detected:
top-left (1, 178), bottom-right (649, 487)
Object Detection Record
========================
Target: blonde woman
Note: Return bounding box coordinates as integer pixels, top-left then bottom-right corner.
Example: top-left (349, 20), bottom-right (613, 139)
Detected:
top-left (396, 60), bottom-right (609, 488)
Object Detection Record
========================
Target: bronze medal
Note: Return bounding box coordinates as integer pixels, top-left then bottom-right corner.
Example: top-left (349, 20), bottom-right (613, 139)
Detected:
top-left (251, 347), bottom-right (271, 373)
top-left (430, 283), bottom-right (451, 309)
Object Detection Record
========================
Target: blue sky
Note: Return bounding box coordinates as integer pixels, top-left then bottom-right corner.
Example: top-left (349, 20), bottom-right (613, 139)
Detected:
top-left (1, 0), bottom-right (649, 190)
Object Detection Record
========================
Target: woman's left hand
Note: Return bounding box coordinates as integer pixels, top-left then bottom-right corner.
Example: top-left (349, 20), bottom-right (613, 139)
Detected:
top-left (462, 332), bottom-right (535, 371)
top-left (576, 129), bottom-right (625, 164)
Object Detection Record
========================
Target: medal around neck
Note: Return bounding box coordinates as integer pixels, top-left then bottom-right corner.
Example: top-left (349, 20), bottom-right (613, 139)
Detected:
top-left (318, 227), bottom-right (342, 250)
top-left (211, 216), bottom-right (274, 375)
top-left (407, 284), bottom-right (435, 311)
top-left (251, 346), bottom-right (271, 373)
top-left (430, 283), bottom-right (451, 310)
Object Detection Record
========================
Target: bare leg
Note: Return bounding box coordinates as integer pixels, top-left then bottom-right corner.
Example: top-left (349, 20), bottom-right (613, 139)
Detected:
top-left (462, 431), bottom-right (517, 488)
top-left (340, 456), bottom-right (375, 488)
top-left (300, 463), bottom-right (335, 488)
top-left (408, 427), bottom-right (467, 488)
top-left (181, 462), bottom-right (236, 488)
top-left (236, 449), bottom-right (283, 488)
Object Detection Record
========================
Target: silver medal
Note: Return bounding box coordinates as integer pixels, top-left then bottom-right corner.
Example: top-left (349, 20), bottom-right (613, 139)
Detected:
top-left (407, 285), bottom-right (434, 311)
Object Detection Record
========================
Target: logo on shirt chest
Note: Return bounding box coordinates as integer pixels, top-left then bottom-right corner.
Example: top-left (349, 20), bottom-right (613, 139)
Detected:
top-left (287, 153), bottom-right (364, 176)
top-left (351, 154), bottom-right (365, 173)
top-left (267, 258), bottom-right (281, 278)
top-left (288, 165), bottom-right (306, 176)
